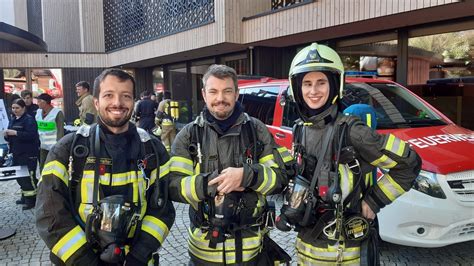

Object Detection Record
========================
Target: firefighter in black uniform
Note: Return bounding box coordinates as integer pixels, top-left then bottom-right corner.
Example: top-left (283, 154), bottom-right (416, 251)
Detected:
top-left (136, 90), bottom-right (158, 132)
top-left (5, 98), bottom-right (39, 210)
top-left (36, 69), bottom-right (175, 265)
top-left (275, 43), bottom-right (422, 265)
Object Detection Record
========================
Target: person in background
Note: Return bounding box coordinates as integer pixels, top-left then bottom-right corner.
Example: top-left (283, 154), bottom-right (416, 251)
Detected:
top-left (75, 81), bottom-right (97, 125)
top-left (35, 93), bottom-right (64, 171)
top-left (135, 90), bottom-right (158, 132)
top-left (5, 98), bottom-right (40, 210)
top-left (155, 91), bottom-right (177, 151)
top-left (21, 90), bottom-right (39, 119)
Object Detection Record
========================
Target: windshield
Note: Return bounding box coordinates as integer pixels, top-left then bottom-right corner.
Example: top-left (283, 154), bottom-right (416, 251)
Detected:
top-left (342, 82), bottom-right (447, 129)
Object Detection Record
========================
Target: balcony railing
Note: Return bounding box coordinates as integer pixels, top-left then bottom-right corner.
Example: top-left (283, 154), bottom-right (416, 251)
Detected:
top-left (271, 0), bottom-right (306, 10)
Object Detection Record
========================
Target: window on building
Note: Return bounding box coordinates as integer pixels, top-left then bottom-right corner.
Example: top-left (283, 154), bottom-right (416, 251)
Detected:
top-left (152, 67), bottom-right (164, 96)
top-left (337, 40), bottom-right (398, 81)
top-left (168, 63), bottom-right (191, 123)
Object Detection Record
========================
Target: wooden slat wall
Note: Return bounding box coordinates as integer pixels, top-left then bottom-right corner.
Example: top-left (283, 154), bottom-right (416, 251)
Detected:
top-left (240, 0), bottom-right (270, 18)
top-left (243, 0), bottom-right (461, 43)
top-left (62, 68), bottom-right (104, 122)
top-left (79, 0), bottom-right (105, 52)
top-left (0, 53), bottom-right (107, 68)
top-left (408, 57), bottom-right (430, 85)
top-left (42, 0), bottom-right (82, 52)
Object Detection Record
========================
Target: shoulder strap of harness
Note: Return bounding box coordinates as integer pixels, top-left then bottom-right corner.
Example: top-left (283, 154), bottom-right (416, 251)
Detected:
top-left (334, 115), bottom-right (368, 210)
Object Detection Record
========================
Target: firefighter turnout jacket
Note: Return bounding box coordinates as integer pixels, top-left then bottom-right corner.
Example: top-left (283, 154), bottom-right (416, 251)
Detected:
top-left (36, 122), bottom-right (175, 265)
top-left (168, 111), bottom-right (292, 265)
top-left (295, 105), bottom-right (421, 265)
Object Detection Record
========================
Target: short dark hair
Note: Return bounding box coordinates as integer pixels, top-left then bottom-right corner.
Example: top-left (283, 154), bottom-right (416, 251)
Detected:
top-left (12, 98), bottom-right (26, 108)
top-left (93, 69), bottom-right (136, 98)
top-left (202, 64), bottom-right (238, 91)
top-left (20, 90), bottom-right (33, 98)
top-left (75, 81), bottom-right (90, 91)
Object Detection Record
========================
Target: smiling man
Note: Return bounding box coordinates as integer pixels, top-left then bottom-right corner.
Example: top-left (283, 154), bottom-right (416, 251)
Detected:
top-left (36, 69), bottom-right (175, 265)
top-left (168, 64), bottom-right (293, 265)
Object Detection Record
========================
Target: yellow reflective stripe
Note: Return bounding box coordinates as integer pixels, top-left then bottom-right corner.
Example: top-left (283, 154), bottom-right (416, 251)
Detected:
top-left (366, 113), bottom-right (372, 128)
top-left (78, 203), bottom-right (93, 223)
top-left (159, 160), bottom-right (170, 179)
top-left (296, 238), bottom-right (360, 262)
top-left (81, 171), bottom-right (94, 203)
top-left (277, 147), bottom-right (293, 163)
top-left (141, 216), bottom-right (169, 244)
top-left (339, 164), bottom-right (353, 202)
top-left (377, 173), bottom-right (405, 202)
top-left (370, 154), bottom-right (397, 169)
top-left (396, 139), bottom-right (407, 157)
top-left (365, 172), bottom-right (372, 187)
top-left (42, 160), bottom-right (69, 186)
top-left (170, 156), bottom-right (194, 175)
top-left (384, 134), bottom-right (407, 157)
top-left (52, 225), bottom-right (87, 263)
top-left (298, 254), bottom-right (360, 266)
top-left (133, 172), bottom-right (139, 203)
top-left (180, 175), bottom-right (199, 209)
top-left (253, 193), bottom-right (266, 217)
top-left (188, 228), bottom-right (260, 263)
top-left (150, 169), bottom-right (158, 185)
top-left (258, 154), bottom-right (277, 167)
top-left (188, 228), bottom-right (261, 251)
top-left (256, 166), bottom-right (276, 195)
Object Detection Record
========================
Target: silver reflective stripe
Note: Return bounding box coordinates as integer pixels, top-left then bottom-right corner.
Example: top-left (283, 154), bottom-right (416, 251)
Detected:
top-left (142, 219), bottom-right (166, 239)
top-left (262, 158), bottom-right (277, 168)
top-left (296, 238), bottom-right (360, 261)
top-left (339, 164), bottom-right (352, 202)
top-left (170, 157), bottom-right (194, 174)
top-left (257, 166), bottom-right (275, 195)
top-left (377, 174), bottom-right (405, 201)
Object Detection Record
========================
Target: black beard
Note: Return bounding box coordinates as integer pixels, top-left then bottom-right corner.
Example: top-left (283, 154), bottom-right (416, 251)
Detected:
top-left (99, 112), bottom-right (132, 128)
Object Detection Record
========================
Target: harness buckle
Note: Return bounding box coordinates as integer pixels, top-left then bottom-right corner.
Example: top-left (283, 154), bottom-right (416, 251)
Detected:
top-left (347, 159), bottom-right (361, 174)
top-left (137, 160), bottom-right (150, 190)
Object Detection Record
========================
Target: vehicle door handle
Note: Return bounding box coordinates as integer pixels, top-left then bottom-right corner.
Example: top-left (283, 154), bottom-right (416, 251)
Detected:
top-left (275, 133), bottom-right (286, 138)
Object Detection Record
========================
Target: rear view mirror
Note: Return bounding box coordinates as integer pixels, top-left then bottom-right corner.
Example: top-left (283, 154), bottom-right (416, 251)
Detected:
top-left (280, 90), bottom-right (287, 106)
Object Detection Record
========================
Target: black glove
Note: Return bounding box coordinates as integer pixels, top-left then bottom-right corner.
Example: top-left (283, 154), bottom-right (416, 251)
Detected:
top-left (205, 170), bottom-right (219, 198)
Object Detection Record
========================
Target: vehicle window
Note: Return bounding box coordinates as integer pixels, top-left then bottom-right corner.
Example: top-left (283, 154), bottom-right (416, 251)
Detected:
top-left (342, 82), bottom-right (447, 129)
top-left (239, 86), bottom-right (278, 125)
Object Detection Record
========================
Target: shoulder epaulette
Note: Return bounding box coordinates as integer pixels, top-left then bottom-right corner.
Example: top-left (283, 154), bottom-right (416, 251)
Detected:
top-left (136, 127), bottom-right (151, 142)
top-left (76, 125), bottom-right (91, 137)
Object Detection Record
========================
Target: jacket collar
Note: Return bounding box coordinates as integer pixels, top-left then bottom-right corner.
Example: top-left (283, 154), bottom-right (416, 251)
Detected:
top-left (195, 110), bottom-right (250, 136)
top-left (305, 104), bottom-right (339, 128)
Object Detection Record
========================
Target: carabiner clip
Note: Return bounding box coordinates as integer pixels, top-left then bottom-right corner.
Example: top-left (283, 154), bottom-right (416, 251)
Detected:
top-left (138, 160), bottom-right (150, 190)
top-left (323, 219), bottom-right (337, 240)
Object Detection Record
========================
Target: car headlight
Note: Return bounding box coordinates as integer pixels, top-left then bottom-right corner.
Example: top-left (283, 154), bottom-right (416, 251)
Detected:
top-left (412, 170), bottom-right (446, 199)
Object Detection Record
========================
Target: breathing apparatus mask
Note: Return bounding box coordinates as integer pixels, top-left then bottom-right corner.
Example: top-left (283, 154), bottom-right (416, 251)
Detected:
top-left (207, 192), bottom-right (243, 248)
top-left (275, 175), bottom-right (312, 231)
top-left (85, 195), bottom-right (140, 263)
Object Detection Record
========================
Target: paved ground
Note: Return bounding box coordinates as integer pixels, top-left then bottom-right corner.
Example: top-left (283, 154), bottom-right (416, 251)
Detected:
top-left (1, 180), bottom-right (473, 265)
